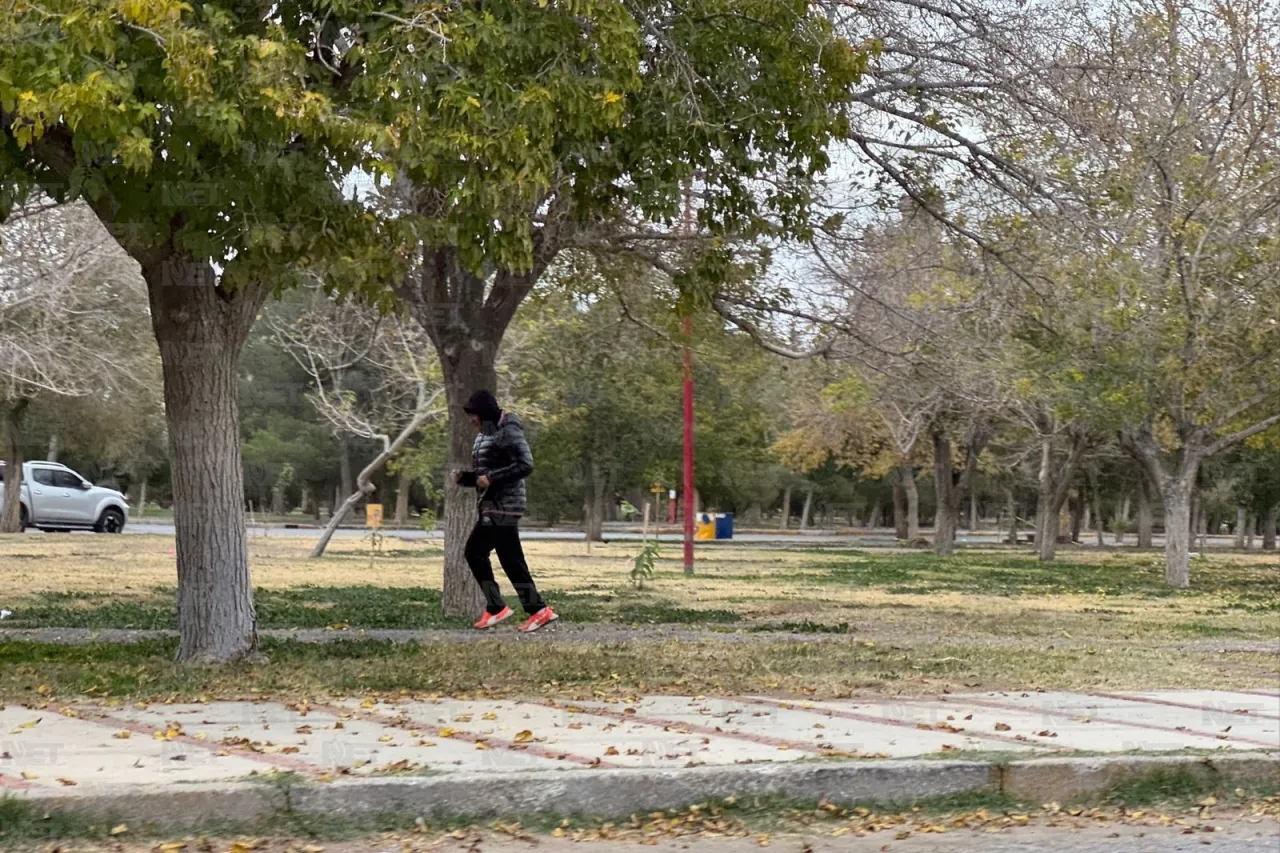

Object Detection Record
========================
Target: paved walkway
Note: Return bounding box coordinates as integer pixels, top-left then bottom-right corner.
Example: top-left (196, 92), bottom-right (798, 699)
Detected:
top-left (1, 689), bottom-right (1276, 798)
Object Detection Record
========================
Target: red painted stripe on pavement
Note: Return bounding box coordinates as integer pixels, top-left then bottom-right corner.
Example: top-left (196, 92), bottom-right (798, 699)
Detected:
top-left (535, 698), bottom-right (844, 755)
top-left (0, 771), bottom-right (37, 790)
top-left (315, 701), bottom-right (617, 769)
top-left (906, 695), bottom-right (1280, 749)
top-left (69, 707), bottom-right (321, 773)
top-left (1089, 691), bottom-right (1280, 722)
top-left (734, 695), bottom-right (1068, 750)
top-left (1234, 690), bottom-right (1280, 699)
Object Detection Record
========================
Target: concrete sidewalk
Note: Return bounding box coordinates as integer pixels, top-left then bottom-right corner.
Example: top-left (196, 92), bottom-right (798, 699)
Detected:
top-left (1, 689), bottom-right (1276, 822)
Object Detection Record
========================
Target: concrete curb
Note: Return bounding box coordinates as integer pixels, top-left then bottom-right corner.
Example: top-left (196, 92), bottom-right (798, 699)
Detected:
top-left (11, 753), bottom-right (1279, 828)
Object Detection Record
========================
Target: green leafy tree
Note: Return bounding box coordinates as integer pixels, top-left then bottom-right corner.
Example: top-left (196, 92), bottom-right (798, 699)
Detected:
top-left (1, 0), bottom-right (391, 659)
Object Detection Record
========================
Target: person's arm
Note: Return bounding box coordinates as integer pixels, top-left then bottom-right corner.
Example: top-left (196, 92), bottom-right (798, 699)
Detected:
top-left (455, 470), bottom-right (478, 488)
top-left (485, 421), bottom-right (534, 487)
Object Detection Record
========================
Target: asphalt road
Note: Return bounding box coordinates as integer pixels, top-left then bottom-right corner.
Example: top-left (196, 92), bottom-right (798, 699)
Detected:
top-left (117, 522), bottom-right (1005, 547)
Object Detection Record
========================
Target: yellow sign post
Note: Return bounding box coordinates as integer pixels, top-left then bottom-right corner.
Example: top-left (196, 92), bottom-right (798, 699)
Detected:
top-left (365, 503), bottom-right (384, 529)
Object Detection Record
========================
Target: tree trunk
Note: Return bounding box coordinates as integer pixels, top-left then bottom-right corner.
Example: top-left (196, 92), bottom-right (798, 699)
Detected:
top-left (902, 462), bottom-right (920, 540)
top-left (1069, 490), bottom-right (1083, 544)
top-left (46, 432), bottom-right (59, 463)
top-left (1083, 468), bottom-right (1103, 547)
top-left (337, 438), bottom-right (354, 510)
top-left (395, 470), bottom-right (412, 527)
top-left (800, 487), bottom-right (814, 530)
top-left (137, 479), bottom-right (147, 519)
top-left (145, 257), bottom-right (265, 663)
top-left (1081, 502), bottom-right (1091, 537)
top-left (866, 497), bottom-right (883, 530)
top-left (1006, 487), bottom-right (1018, 545)
top-left (1262, 506), bottom-right (1277, 551)
top-left (933, 430), bottom-right (957, 556)
top-left (1163, 479), bottom-right (1195, 588)
top-left (1195, 495), bottom-right (1208, 556)
top-left (969, 494), bottom-right (978, 533)
top-left (1234, 505), bottom-right (1247, 549)
top-left (780, 486), bottom-right (792, 530)
top-left (1112, 495), bottom-right (1129, 545)
top-left (584, 461), bottom-right (605, 542)
top-left (1245, 512), bottom-right (1255, 549)
top-left (1136, 475), bottom-right (1154, 548)
top-left (435, 344), bottom-right (495, 618)
top-left (1036, 434), bottom-right (1087, 563)
top-left (1, 399), bottom-right (30, 533)
top-left (892, 476), bottom-right (907, 539)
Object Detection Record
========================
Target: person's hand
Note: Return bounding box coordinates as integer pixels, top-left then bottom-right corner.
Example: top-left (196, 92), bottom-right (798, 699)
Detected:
top-left (476, 475), bottom-right (491, 489)
top-left (453, 470), bottom-right (467, 485)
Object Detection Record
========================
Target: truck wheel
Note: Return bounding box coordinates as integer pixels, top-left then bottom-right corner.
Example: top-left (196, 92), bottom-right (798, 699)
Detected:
top-left (95, 508), bottom-right (126, 534)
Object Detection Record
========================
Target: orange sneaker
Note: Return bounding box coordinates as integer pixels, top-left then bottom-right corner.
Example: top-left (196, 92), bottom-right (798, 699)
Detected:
top-left (518, 606), bottom-right (559, 633)
top-left (474, 606), bottom-right (513, 629)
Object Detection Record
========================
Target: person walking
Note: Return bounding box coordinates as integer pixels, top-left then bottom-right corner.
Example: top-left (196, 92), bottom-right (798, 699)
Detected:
top-left (455, 390), bottom-right (558, 632)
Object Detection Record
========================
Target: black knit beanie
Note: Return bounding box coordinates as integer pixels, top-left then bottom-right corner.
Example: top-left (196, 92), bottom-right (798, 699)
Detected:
top-left (463, 389), bottom-right (501, 421)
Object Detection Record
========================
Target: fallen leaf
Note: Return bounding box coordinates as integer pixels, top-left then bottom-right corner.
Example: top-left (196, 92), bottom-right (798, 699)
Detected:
top-left (482, 712), bottom-right (498, 721)
top-left (110, 824), bottom-right (129, 836)
top-left (475, 741), bottom-right (490, 750)
top-left (514, 730), bottom-right (534, 743)
top-left (113, 730), bottom-right (132, 740)
top-left (438, 727), bottom-right (457, 737)
top-left (295, 725), bottom-right (312, 735)
top-left (454, 714), bottom-right (473, 722)
top-left (359, 698), bottom-right (376, 709)
top-left (156, 842), bottom-right (187, 852)
top-left (757, 833), bottom-right (771, 847)
top-left (20, 771), bottom-right (38, 780)
top-left (378, 735), bottom-right (393, 743)
top-left (994, 722), bottom-right (1012, 732)
top-left (57, 777), bottom-right (77, 786)
top-left (604, 746), bottom-right (619, 756)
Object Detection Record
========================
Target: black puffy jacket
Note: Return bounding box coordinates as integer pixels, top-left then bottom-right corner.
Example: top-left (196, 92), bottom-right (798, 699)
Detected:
top-left (471, 412), bottom-right (533, 522)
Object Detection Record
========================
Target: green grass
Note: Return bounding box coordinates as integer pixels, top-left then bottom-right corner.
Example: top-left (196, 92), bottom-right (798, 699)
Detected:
top-left (2, 586), bottom-right (740, 630)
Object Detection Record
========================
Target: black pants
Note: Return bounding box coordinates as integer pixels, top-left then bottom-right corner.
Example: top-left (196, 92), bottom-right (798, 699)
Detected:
top-left (465, 521), bottom-right (546, 615)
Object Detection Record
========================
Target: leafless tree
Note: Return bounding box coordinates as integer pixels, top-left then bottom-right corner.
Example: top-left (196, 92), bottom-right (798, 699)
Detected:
top-left (0, 199), bottom-right (156, 532)
top-left (268, 287), bottom-right (447, 557)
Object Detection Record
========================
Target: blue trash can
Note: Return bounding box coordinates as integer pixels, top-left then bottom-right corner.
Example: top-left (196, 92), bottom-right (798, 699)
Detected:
top-left (714, 512), bottom-right (734, 539)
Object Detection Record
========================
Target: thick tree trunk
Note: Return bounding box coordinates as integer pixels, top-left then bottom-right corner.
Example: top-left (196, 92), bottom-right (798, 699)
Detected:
top-left (866, 498), bottom-right (882, 530)
top-left (780, 486), bottom-right (792, 530)
top-left (1163, 479), bottom-right (1194, 588)
top-left (1262, 506), bottom-right (1278, 551)
top-left (395, 470), bottom-right (412, 527)
top-left (46, 432), bottom-right (59, 463)
top-left (136, 480), bottom-right (147, 518)
top-left (1069, 490), bottom-right (1083, 544)
top-left (1081, 502), bottom-right (1091, 537)
top-left (1, 399), bottom-right (29, 533)
top-left (1246, 512), bottom-right (1255, 549)
top-left (1234, 505), bottom-right (1248, 549)
top-left (933, 431), bottom-right (957, 556)
top-left (437, 345), bottom-right (495, 618)
top-left (969, 494), bottom-right (978, 533)
top-left (800, 487), bottom-right (814, 530)
top-left (145, 257), bottom-right (265, 663)
top-left (902, 462), bottom-right (920, 540)
top-left (892, 476), bottom-right (907, 539)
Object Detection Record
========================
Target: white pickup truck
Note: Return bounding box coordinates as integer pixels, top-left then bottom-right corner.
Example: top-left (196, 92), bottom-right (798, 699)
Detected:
top-left (0, 461), bottom-right (130, 533)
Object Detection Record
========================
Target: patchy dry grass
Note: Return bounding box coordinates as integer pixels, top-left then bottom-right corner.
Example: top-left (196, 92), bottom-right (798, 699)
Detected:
top-left (0, 534), bottom-right (1275, 701)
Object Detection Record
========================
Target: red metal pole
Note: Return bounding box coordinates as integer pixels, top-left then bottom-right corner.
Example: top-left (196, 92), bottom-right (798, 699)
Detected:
top-left (682, 314), bottom-right (695, 574)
